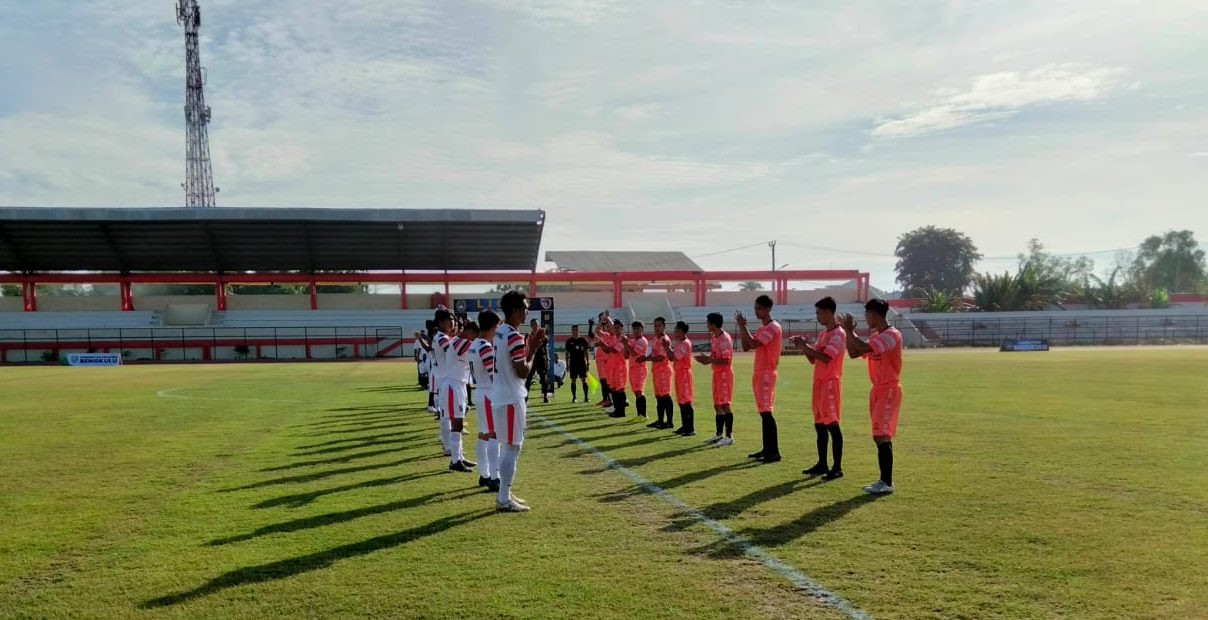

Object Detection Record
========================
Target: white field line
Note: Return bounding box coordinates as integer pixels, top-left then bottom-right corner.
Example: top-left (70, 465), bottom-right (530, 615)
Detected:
top-left (531, 412), bottom-right (872, 620)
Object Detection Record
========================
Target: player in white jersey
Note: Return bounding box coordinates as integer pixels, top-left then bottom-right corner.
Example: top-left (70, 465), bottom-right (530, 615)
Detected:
top-left (415, 325), bottom-right (440, 416)
top-left (436, 310), bottom-right (477, 473)
top-left (470, 310), bottom-right (502, 492)
top-left (490, 291), bottom-right (547, 513)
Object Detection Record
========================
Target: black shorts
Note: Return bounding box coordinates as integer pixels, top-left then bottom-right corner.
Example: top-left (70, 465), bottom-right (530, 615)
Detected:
top-left (569, 364), bottom-right (588, 379)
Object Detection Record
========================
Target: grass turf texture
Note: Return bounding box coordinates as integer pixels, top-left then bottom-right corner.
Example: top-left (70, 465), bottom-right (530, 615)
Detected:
top-left (1, 349), bottom-right (1205, 619)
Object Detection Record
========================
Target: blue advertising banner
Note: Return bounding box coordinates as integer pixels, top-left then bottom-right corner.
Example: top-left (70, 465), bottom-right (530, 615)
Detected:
top-left (1000, 339), bottom-right (1050, 352)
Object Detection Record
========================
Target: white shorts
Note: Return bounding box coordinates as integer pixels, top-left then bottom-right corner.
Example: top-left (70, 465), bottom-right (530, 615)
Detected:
top-left (443, 381), bottom-right (468, 420)
top-left (475, 391), bottom-right (495, 437)
top-left (491, 400), bottom-right (527, 447)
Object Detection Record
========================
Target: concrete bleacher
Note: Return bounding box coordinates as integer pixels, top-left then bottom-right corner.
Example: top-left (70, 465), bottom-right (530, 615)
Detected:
top-left (907, 307), bottom-right (1208, 346)
top-left (0, 311), bottom-right (158, 329)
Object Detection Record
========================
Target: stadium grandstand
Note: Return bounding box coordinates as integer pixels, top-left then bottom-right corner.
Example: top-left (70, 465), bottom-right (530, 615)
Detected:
top-left (0, 207), bottom-right (879, 363)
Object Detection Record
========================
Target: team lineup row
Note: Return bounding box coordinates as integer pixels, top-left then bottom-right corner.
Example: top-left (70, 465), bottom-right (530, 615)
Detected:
top-left (415, 292), bottom-right (904, 513)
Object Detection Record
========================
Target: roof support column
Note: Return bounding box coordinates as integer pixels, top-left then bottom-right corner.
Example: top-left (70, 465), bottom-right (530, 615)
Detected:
top-left (309, 280), bottom-right (318, 311)
top-left (215, 279), bottom-right (227, 311)
top-left (612, 276), bottom-right (622, 308)
top-left (23, 280), bottom-right (37, 312)
top-left (400, 277), bottom-right (408, 310)
top-left (120, 280), bottom-right (134, 312)
top-left (530, 276), bottom-right (538, 299)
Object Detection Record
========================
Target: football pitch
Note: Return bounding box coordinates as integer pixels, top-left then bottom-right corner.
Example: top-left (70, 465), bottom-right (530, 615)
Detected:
top-left (1, 348), bottom-right (1205, 619)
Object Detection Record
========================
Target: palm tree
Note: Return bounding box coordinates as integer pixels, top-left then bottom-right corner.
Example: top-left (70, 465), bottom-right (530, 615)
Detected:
top-left (739, 281), bottom-right (763, 292)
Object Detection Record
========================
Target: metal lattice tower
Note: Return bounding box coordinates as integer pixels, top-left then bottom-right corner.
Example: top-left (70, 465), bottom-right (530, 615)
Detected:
top-left (177, 0), bottom-right (218, 207)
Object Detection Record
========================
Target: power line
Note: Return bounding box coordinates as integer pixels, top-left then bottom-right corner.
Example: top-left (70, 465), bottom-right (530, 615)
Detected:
top-left (691, 241), bottom-right (771, 259)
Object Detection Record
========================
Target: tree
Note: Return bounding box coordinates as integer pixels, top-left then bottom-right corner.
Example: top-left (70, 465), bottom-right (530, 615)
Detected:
top-left (133, 284), bottom-right (214, 296)
top-left (0, 284), bottom-right (19, 297)
top-left (738, 281), bottom-right (763, 292)
top-left (894, 226), bottom-right (982, 296)
top-left (1076, 267), bottom-right (1141, 310)
top-left (1018, 239), bottom-right (1094, 289)
top-left (916, 289), bottom-right (966, 313)
top-left (1131, 230), bottom-right (1206, 293)
top-left (972, 265), bottom-right (1064, 312)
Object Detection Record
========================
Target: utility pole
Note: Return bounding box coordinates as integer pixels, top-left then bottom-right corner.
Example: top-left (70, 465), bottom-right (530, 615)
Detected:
top-left (769, 240), bottom-right (777, 272)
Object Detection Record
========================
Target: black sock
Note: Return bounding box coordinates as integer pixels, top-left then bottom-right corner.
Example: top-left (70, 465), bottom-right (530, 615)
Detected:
top-left (427, 393), bottom-right (434, 407)
top-left (601, 380), bottom-right (610, 402)
top-left (636, 395), bottom-right (647, 417)
top-left (614, 390), bottom-right (627, 415)
top-left (663, 397), bottom-right (675, 425)
top-left (761, 413), bottom-right (779, 457)
top-left (571, 382), bottom-right (578, 399)
top-left (878, 442), bottom-right (893, 486)
top-left (724, 413), bottom-right (734, 437)
top-left (829, 424), bottom-right (843, 471)
top-left (715, 414), bottom-right (724, 436)
top-left (683, 404), bottom-right (695, 432)
top-left (814, 423), bottom-right (829, 468)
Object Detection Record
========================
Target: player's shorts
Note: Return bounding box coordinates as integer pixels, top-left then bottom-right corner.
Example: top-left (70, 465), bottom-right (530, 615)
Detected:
top-left (629, 364), bottom-right (648, 393)
top-left (492, 400), bottom-right (528, 447)
top-left (752, 370), bottom-right (777, 413)
top-left (712, 367), bottom-right (734, 407)
top-left (811, 379), bottom-right (842, 425)
top-left (870, 383), bottom-right (903, 438)
top-left (475, 392), bottom-right (495, 436)
top-left (444, 381), bottom-right (468, 420)
top-left (675, 370), bottom-right (694, 404)
top-left (610, 361), bottom-right (628, 392)
top-left (652, 364), bottom-right (673, 397)
top-left (569, 363), bottom-right (588, 380)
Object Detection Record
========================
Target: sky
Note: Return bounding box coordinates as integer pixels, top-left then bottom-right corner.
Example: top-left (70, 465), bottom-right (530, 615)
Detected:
top-left (1, 0), bottom-right (1206, 291)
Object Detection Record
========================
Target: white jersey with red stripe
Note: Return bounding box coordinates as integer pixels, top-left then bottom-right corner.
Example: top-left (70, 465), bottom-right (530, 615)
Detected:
top-left (470, 338), bottom-right (495, 392)
top-left (489, 323), bottom-right (527, 405)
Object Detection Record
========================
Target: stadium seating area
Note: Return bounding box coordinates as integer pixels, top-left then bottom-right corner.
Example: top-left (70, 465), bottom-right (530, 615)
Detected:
top-left (905, 307), bottom-right (1208, 346)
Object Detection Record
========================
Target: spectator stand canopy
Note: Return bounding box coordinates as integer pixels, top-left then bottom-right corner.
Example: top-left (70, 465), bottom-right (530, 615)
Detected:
top-left (0, 207), bottom-right (545, 311)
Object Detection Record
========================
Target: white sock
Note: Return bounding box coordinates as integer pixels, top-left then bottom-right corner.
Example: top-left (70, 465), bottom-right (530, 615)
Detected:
top-left (449, 431), bottom-right (463, 465)
top-left (497, 445), bottom-right (520, 504)
top-left (487, 438), bottom-right (501, 480)
top-left (439, 418), bottom-right (451, 452)
top-left (477, 439), bottom-right (490, 478)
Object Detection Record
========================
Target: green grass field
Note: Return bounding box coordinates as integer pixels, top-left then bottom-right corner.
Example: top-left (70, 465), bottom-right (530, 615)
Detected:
top-left (2, 348), bottom-right (1206, 619)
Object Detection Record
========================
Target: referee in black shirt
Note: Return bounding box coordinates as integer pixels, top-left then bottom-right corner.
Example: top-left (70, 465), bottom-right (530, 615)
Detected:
top-left (564, 324), bottom-right (591, 403)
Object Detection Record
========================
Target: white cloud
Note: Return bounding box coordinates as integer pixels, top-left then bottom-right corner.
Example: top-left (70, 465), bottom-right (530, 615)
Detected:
top-left (873, 64), bottom-right (1125, 139)
top-left (1189, 152), bottom-right (1208, 157)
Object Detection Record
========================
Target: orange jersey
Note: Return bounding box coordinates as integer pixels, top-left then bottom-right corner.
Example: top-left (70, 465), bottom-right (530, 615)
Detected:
top-left (812, 325), bottom-right (846, 382)
top-left (710, 331), bottom-right (734, 372)
top-left (865, 327), bottom-right (903, 386)
top-left (649, 335), bottom-right (672, 369)
top-left (752, 320), bottom-right (782, 374)
top-left (627, 335), bottom-right (650, 363)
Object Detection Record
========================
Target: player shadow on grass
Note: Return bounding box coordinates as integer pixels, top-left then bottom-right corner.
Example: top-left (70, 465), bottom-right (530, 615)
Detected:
top-left (542, 427), bottom-right (653, 450)
top-left (258, 447), bottom-right (417, 472)
top-left (252, 470), bottom-right (446, 509)
top-left (142, 510), bottom-right (493, 609)
top-left (354, 385), bottom-right (419, 394)
top-left (688, 494), bottom-right (881, 559)
top-left (209, 488), bottom-right (481, 546)
top-left (291, 434), bottom-right (429, 457)
top-left (220, 456), bottom-right (440, 492)
top-left (576, 444), bottom-right (710, 474)
top-left (293, 412), bottom-right (415, 429)
top-left (662, 478), bottom-right (824, 532)
top-left (594, 461), bottom-right (760, 503)
top-left (297, 421), bottom-right (418, 438)
top-left (562, 433), bottom-right (685, 457)
top-left (525, 419), bottom-right (619, 440)
top-left (295, 430), bottom-right (425, 451)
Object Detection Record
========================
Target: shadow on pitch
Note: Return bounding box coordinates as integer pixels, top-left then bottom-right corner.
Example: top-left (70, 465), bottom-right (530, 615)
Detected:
top-left (142, 510), bottom-right (493, 609)
top-left (355, 385), bottom-right (424, 394)
top-left (296, 421), bottom-right (417, 437)
top-left (252, 470), bottom-right (445, 509)
top-left (220, 455), bottom-right (440, 492)
top-left (662, 478), bottom-right (824, 532)
top-left (210, 488), bottom-right (480, 546)
top-left (291, 434), bottom-right (427, 457)
top-left (295, 431), bottom-right (421, 451)
top-left (689, 494), bottom-right (881, 559)
top-left (595, 461), bottom-right (759, 503)
top-left (576, 443), bottom-right (709, 475)
top-left (258, 447), bottom-right (413, 473)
